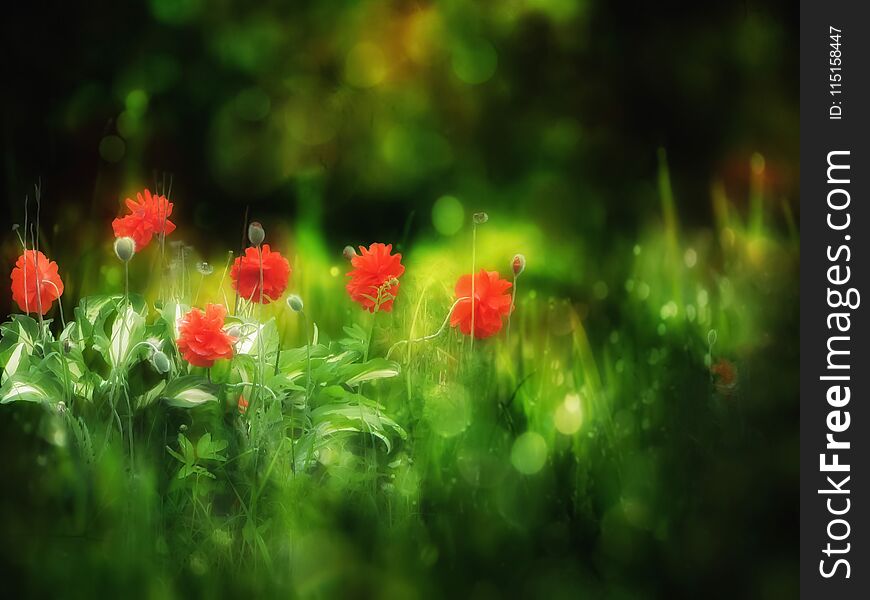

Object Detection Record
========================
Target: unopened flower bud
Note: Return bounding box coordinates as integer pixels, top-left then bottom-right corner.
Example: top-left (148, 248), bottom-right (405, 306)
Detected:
top-left (248, 221), bottom-right (265, 246)
top-left (151, 350), bottom-right (171, 374)
top-left (114, 236), bottom-right (136, 262)
top-left (179, 423), bottom-right (188, 432)
top-left (511, 253), bottom-right (526, 276)
top-left (473, 212), bottom-right (489, 225)
top-left (342, 245), bottom-right (358, 261)
top-left (56, 401), bottom-right (67, 414)
top-left (62, 339), bottom-right (73, 354)
top-left (12, 224), bottom-right (19, 232)
top-left (286, 294), bottom-right (304, 312)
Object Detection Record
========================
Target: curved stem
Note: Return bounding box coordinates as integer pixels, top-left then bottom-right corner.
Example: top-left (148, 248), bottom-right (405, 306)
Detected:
top-left (386, 297), bottom-right (468, 361)
top-left (41, 279), bottom-right (66, 331)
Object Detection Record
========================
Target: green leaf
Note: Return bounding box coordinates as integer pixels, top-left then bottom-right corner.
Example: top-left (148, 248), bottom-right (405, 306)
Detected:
top-left (196, 433), bottom-right (228, 461)
top-left (310, 400), bottom-right (407, 453)
top-left (162, 375), bottom-right (220, 408)
top-left (135, 380), bottom-right (167, 410)
top-left (339, 324), bottom-right (369, 355)
top-left (1, 342), bottom-right (28, 384)
top-left (340, 358), bottom-right (401, 386)
top-left (108, 305), bottom-right (146, 368)
top-left (234, 318), bottom-right (278, 358)
top-left (0, 373), bottom-right (62, 404)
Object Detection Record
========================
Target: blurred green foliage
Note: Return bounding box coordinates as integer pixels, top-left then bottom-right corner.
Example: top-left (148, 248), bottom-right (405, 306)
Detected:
top-left (0, 0), bottom-right (797, 597)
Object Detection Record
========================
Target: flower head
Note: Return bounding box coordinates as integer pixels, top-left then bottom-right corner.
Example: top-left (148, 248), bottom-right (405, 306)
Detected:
top-left (248, 221), bottom-right (265, 246)
top-left (450, 269), bottom-right (513, 339)
top-left (114, 236), bottom-right (136, 262)
top-left (345, 243), bottom-right (405, 312)
top-left (112, 189), bottom-right (176, 252)
top-left (10, 250), bottom-right (64, 315)
top-left (286, 294), bottom-right (304, 312)
top-left (230, 244), bottom-right (291, 304)
top-left (511, 254), bottom-right (526, 276)
top-left (176, 304), bottom-right (236, 367)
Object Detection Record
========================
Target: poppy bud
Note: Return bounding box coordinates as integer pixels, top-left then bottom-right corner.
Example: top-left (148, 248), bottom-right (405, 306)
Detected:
top-left (511, 253), bottom-right (526, 276)
top-left (179, 423), bottom-right (188, 432)
top-left (286, 294), bottom-right (304, 312)
top-left (57, 401), bottom-right (67, 414)
top-left (197, 261), bottom-right (213, 276)
top-left (343, 245), bottom-right (358, 261)
top-left (114, 236), bottom-right (136, 262)
top-left (62, 339), bottom-right (73, 354)
top-left (473, 212), bottom-right (489, 225)
top-left (12, 224), bottom-right (19, 232)
top-left (151, 350), bottom-right (171, 374)
top-left (226, 325), bottom-right (241, 339)
top-left (248, 221), bottom-right (265, 246)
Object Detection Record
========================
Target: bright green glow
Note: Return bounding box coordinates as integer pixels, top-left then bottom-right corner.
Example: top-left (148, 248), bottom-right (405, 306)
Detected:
top-left (431, 195), bottom-right (464, 236)
top-left (555, 392), bottom-right (584, 435)
top-left (511, 432), bottom-right (548, 474)
top-left (125, 90), bottom-right (149, 117)
top-left (423, 383), bottom-right (470, 437)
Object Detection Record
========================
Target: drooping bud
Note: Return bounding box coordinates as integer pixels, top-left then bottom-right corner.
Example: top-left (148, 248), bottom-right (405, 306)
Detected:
top-left (114, 236), bottom-right (136, 262)
top-left (248, 221), bottom-right (265, 246)
top-left (151, 350), bottom-right (171, 374)
top-left (342, 245), bottom-right (358, 261)
top-left (473, 212), bottom-right (489, 225)
top-left (62, 339), bottom-right (73, 354)
top-left (511, 253), bottom-right (526, 276)
top-left (197, 261), bottom-right (214, 276)
top-left (286, 294), bottom-right (304, 312)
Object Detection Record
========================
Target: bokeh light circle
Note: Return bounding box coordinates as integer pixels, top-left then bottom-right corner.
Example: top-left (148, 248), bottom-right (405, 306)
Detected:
top-left (555, 392), bottom-right (584, 435)
top-left (511, 431), bottom-right (548, 475)
top-left (431, 195), bottom-right (464, 236)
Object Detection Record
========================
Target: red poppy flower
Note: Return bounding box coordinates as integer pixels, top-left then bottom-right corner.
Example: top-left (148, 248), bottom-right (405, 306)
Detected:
top-left (111, 189), bottom-right (176, 252)
top-left (176, 304), bottom-right (236, 368)
top-left (345, 243), bottom-right (405, 312)
top-left (230, 245), bottom-right (291, 304)
top-left (450, 269), bottom-right (513, 339)
top-left (10, 250), bottom-right (64, 315)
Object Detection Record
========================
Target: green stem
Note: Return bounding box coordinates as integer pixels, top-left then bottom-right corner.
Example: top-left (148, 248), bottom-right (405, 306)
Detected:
top-left (470, 223), bottom-right (477, 351)
top-left (506, 274), bottom-right (517, 341)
